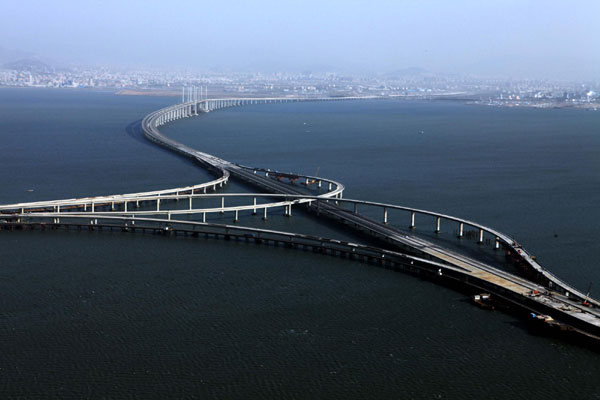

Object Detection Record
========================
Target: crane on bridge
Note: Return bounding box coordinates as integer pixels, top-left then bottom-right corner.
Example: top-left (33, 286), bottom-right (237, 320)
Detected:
top-left (303, 166), bottom-right (320, 186)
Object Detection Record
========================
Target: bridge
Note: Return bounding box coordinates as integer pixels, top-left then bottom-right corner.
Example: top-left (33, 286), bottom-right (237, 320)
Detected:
top-left (2, 93), bottom-right (599, 342)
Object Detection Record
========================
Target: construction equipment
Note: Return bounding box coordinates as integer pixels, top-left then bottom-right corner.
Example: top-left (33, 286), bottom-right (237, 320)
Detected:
top-left (303, 166), bottom-right (320, 186)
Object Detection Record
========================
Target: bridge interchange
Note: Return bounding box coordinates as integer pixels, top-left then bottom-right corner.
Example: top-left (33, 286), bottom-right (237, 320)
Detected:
top-left (1, 95), bottom-right (599, 342)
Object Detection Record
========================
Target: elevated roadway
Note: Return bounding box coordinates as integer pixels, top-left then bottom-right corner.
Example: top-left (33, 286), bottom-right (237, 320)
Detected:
top-left (2, 95), bottom-right (599, 341)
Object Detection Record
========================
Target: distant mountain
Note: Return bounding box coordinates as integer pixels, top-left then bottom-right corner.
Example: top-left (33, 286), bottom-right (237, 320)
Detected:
top-left (2, 58), bottom-right (53, 73)
top-left (383, 67), bottom-right (432, 79)
top-left (0, 46), bottom-right (34, 64)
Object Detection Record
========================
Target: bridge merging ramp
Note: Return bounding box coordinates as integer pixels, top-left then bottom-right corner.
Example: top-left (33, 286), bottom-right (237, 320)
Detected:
top-left (2, 95), bottom-right (599, 339)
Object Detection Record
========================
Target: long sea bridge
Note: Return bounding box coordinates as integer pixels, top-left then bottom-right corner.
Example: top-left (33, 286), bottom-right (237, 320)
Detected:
top-left (2, 92), bottom-right (599, 343)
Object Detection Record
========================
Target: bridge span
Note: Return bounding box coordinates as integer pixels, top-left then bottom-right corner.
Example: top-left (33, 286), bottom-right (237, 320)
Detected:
top-left (2, 94), bottom-right (599, 342)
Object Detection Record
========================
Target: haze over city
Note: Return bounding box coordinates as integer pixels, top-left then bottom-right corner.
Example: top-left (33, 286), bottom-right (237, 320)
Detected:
top-left (1, 0), bottom-right (599, 80)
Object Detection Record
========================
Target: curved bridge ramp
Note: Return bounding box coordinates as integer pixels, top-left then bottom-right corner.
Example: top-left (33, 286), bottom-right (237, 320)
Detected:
top-left (2, 95), bottom-right (599, 342)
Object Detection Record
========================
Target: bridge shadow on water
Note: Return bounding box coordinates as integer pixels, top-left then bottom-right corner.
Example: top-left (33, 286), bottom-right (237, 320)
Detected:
top-left (125, 119), bottom-right (148, 146)
top-left (125, 119), bottom-right (203, 170)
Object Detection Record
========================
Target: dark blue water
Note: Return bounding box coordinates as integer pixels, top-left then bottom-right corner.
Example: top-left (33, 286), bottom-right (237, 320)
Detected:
top-left (1, 89), bottom-right (599, 399)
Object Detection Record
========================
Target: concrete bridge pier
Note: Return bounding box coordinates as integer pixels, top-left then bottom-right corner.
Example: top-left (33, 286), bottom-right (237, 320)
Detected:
top-left (383, 207), bottom-right (388, 224)
top-left (252, 197), bottom-right (257, 215)
top-left (495, 237), bottom-right (500, 249)
top-left (435, 217), bottom-right (441, 233)
top-left (409, 211), bottom-right (416, 229)
top-left (458, 222), bottom-right (464, 238)
top-left (478, 228), bottom-right (484, 244)
top-left (263, 207), bottom-right (268, 220)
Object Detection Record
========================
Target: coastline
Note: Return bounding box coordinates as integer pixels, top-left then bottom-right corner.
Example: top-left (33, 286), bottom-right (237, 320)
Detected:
top-left (1, 85), bottom-right (598, 110)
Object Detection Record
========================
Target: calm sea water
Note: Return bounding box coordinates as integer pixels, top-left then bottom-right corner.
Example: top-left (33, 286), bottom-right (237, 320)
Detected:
top-left (0, 88), bottom-right (599, 399)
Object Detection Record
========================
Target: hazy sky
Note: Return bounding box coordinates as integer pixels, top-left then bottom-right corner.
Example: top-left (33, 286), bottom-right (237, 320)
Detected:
top-left (1, 0), bottom-right (599, 80)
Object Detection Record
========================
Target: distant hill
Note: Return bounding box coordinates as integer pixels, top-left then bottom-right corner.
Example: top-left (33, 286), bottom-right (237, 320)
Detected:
top-left (2, 58), bottom-right (53, 73)
top-left (0, 46), bottom-right (33, 64)
top-left (383, 67), bottom-right (432, 79)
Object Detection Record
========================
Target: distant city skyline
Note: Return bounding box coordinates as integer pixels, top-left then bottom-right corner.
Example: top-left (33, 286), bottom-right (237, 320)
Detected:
top-left (1, 0), bottom-right (599, 81)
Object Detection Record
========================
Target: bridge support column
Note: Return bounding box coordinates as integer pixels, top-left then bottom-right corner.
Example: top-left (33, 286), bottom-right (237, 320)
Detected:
top-left (458, 223), bottom-right (464, 238)
top-left (252, 197), bottom-right (257, 215)
top-left (124, 202), bottom-right (128, 212)
top-left (221, 197), bottom-right (225, 214)
top-left (318, 180), bottom-right (322, 189)
top-left (203, 187), bottom-right (207, 194)
top-left (353, 203), bottom-right (358, 214)
top-left (157, 198), bottom-right (160, 212)
top-left (478, 228), bottom-right (484, 244)
top-left (92, 202), bottom-right (95, 212)
top-left (286, 204), bottom-right (292, 217)
top-left (111, 201), bottom-right (115, 211)
top-left (435, 217), bottom-right (441, 233)
top-left (495, 237), bottom-right (500, 249)
top-left (189, 196), bottom-right (193, 210)
top-left (383, 207), bottom-right (388, 224)
top-left (263, 207), bottom-right (268, 220)
top-left (83, 204), bottom-right (87, 211)
top-left (328, 183), bottom-right (332, 191)
top-left (202, 212), bottom-right (206, 223)
top-left (234, 210), bottom-right (239, 222)
top-left (409, 212), bottom-right (416, 229)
